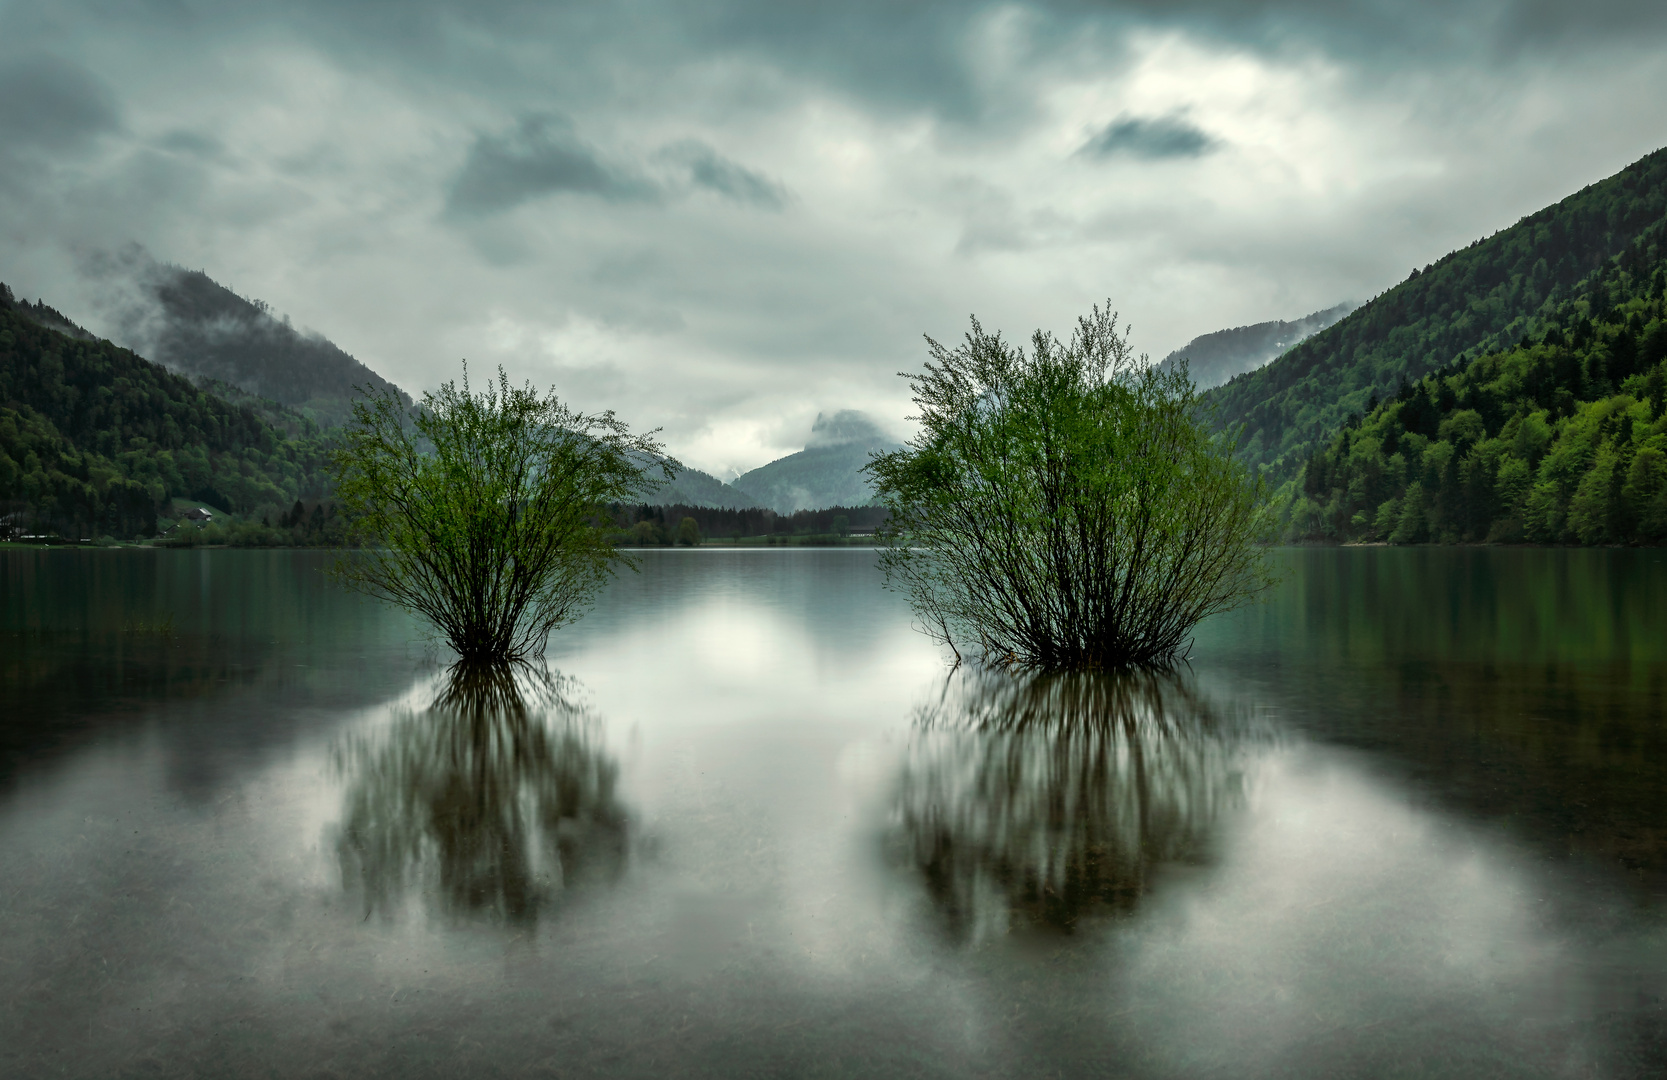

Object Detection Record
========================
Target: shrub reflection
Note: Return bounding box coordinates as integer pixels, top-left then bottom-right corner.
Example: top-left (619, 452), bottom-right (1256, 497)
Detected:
top-left (334, 661), bottom-right (627, 925)
top-left (892, 668), bottom-right (1254, 943)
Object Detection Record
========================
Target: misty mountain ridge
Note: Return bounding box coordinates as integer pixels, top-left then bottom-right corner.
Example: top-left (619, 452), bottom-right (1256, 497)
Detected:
top-left (729, 410), bottom-right (901, 514)
top-left (639, 411), bottom-right (900, 514)
top-left (638, 461), bottom-right (761, 510)
top-left (1, 291), bottom-right (99, 343)
top-left (1, 282), bottom-right (323, 440)
top-left (1160, 303), bottom-right (1355, 390)
top-left (3, 258), bottom-right (878, 519)
top-left (0, 280), bottom-right (335, 539)
top-left (85, 246), bottom-right (408, 429)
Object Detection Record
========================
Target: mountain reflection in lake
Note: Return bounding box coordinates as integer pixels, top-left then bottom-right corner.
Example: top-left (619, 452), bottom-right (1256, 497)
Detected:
top-left (893, 667), bottom-right (1258, 941)
top-left (334, 662), bottom-right (626, 924)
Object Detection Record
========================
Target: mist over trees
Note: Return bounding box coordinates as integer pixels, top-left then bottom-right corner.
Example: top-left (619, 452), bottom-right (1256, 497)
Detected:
top-left (1158, 302), bottom-right (1354, 390)
top-left (0, 282), bottom-right (333, 540)
top-left (636, 461), bottom-right (760, 509)
top-left (729, 411), bottom-right (901, 513)
top-left (87, 247), bottom-right (409, 430)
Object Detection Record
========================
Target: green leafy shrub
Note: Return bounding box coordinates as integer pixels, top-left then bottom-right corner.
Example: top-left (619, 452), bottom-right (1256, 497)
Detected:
top-left (330, 367), bottom-right (670, 660)
top-left (868, 305), bottom-right (1274, 669)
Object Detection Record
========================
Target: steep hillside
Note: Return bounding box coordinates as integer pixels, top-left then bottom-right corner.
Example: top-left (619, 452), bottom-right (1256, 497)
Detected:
top-left (1160, 303), bottom-right (1353, 390)
top-left (187, 374), bottom-right (324, 441)
top-left (101, 251), bottom-right (407, 428)
top-left (0, 283), bottom-right (332, 539)
top-left (1288, 238), bottom-right (1667, 544)
top-left (731, 410), bottom-right (900, 513)
top-left (1209, 146), bottom-right (1667, 483)
top-left (640, 463), bottom-right (760, 509)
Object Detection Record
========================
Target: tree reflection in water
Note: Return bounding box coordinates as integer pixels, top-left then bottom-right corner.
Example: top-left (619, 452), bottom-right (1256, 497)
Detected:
top-left (334, 661), bottom-right (627, 925)
top-left (892, 667), bottom-right (1258, 943)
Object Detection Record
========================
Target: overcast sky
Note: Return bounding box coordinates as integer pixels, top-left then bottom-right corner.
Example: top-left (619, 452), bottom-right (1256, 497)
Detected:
top-left (2, 1), bottom-right (1666, 475)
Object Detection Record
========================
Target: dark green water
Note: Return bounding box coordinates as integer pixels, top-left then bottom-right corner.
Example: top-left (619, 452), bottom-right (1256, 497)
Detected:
top-left (1, 547), bottom-right (1664, 1078)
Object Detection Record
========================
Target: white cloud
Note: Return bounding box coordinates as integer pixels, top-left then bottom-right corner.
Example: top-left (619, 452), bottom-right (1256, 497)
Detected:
top-left (1, 4), bottom-right (1665, 472)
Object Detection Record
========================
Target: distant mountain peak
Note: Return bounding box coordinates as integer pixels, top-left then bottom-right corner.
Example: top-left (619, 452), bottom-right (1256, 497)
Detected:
top-left (1159, 302), bottom-right (1355, 390)
top-left (805, 409), bottom-right (892, 449)
top-left (728, 408), bottom-right (903, 513)
top-left (79, 244), bottom-right (407, 427)
top-left (638, 461), bottom-right (760, 510)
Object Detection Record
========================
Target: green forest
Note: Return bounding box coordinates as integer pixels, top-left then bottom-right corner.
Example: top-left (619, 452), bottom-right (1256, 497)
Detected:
top-left (0, 285), bottom-right (335, 540)
top-left (1210, 147), bottom-right (1667, 486)
top-left (605, 502), bottom-right (887, 545)
top-left (1286, 251), bottom-right (1667, 543)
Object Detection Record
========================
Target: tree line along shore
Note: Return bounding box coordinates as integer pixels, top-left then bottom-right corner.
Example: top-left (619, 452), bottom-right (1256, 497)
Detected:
top-left (0, 500), bottom-right (888, 549)
top-left (6, 148), bottom-right (1667, 548)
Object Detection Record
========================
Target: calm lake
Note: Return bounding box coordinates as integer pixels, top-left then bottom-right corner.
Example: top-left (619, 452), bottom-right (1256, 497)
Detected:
top-left (2, 547), bottom-right (1665, 1078)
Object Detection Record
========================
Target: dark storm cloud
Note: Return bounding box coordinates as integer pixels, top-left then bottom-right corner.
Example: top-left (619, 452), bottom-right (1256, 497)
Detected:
top-left (1066, 0), bottom-right (1667, 59)
top-left (0, 55), bottom-right (120, 151)
top-left (273, 0), bottom-right (1667, 118)
top-left (447, 114), bottom-right (654, 217)
top-left (193, 0), bottom-right (1002, 121)
top-left (660, 141), bottom-right (790, 209)
top-left (1079, 114), bottom-right (1219, 161)
top-left (1, 0), bottom-right (1665, 475)
top-left (1496, 0), bottom-right (1667, 46)
top-left (9, 2), bottom-right (1665, 135)
top-left (677, 1), bottom-right (999, 121)
top-left (446, 114), bottom-right (791, 218)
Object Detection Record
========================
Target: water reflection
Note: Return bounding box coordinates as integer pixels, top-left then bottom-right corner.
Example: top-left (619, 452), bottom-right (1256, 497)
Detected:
top-left (1198, 548), bottom-right (1667, 889)
top-left (892, 667), bottom-right (1259, 943)
top-left (0, 549), bottom-right (423, 795)
top-left (334, 661), bottom-right (628, 925)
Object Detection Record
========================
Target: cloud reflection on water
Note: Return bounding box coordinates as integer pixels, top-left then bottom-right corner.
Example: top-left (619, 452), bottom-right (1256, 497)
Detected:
top-left (891, 666), bottom-right (1264, 944)
top-left (332, 661), bottom-right (628, 925)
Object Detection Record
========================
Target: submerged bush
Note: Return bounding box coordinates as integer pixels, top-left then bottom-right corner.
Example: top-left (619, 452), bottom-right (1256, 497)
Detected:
top-left (867, 304), bottom-right (1273, 669)
top-left (331, 366), bottom-right (670, 660)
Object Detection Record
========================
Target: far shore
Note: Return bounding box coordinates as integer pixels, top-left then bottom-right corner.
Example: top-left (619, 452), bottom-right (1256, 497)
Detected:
top-left (0, 535), bottom-right (882, 551)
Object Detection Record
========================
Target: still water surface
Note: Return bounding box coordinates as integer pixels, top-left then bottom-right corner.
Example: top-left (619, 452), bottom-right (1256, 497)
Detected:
top-left (1, 547), bottom-right (1664, 1078)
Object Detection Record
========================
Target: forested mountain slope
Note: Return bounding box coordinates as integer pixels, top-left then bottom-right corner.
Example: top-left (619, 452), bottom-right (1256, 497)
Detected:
top-left (0, 284), bottom-right (331, 538)
top-left (1159, 303), bottom-right (1353, 390)
top-left (1288, 238), bottom-right (1667, 544)
top-left (1209, 147), bottom-right (1667, 483)
top-left (733, 443), bottom-right (892, 514)
top-left (639, 463), bottom-right (760, 509)
top-left (731, 410), bottom-right (900, 513)
top-left (106, 252), bottom-right (407, 429)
